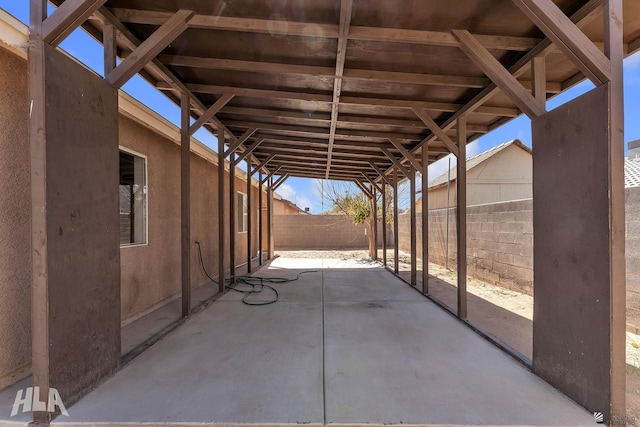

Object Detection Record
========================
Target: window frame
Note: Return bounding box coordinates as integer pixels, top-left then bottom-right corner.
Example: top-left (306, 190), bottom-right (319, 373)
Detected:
top-left (237, 191), bottom-right (248, 234)
top-left (119, 146), bottom-right (149, 248)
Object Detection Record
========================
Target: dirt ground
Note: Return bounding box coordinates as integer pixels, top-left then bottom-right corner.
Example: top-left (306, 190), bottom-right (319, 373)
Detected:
top-left (276, 249), bottom-right (640, 423)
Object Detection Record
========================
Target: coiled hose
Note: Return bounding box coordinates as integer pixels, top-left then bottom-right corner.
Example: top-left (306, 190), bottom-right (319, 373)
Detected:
top-left (195, 241), bottom-right (316, 306)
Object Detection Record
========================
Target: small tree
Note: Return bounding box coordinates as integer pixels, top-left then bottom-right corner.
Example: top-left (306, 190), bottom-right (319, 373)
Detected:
top-left (314, 180), bottom-right (394, 258)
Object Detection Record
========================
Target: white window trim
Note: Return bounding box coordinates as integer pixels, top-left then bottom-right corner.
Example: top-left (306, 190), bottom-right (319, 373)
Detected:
top-left (237, 191), bottom-right (248, 234)
top-left (119, 146), bottom-right (149, 248)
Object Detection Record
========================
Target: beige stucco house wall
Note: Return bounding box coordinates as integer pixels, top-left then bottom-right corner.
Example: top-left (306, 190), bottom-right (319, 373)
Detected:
top-left (0, 14), bottom-right (265, 389)
top-left (426, 140), bottom-right (533, 210)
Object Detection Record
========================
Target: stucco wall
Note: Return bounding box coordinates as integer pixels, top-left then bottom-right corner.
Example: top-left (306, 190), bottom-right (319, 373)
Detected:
top-left (0, 46), bottom-right (30, 389)
top-left (119, 116), bottom-right (264, 324)
top-left (0, 44), bottom-right (266, 387)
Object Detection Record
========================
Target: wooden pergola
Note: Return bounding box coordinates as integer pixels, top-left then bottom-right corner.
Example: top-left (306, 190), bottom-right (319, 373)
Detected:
top-left (27, 0), bottom-right (639, 424)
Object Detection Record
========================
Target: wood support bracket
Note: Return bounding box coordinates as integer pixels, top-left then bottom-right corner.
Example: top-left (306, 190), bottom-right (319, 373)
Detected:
top-left (43, 0), bottom-right (107, 46)
top-left (511, 0), bottom-right (611, 85)
top-left (369, 162), bottom-right (392, 185)
top-left (106, 9), bottom-right (194, 89)
top-left (252, 154), bottom-right (276, 175)
top-left (412, 108), bottom-right (459, 157)
top-left (452, 30), bottom-right (546, 119)
top-left (382, 149), bottom-right (411, 178)
top-left (272, 174), bottom-right (290, 191)
top-left (354, 180), bottom-right (373, 199)
top-left (261, 165), bottom-right (283, 185)
top-left (362, 173), bottom-right (382, 194)
top-left (235, 138), bottom-right (265, 164)
top-left (189, 94), bottom-right (234, 136)
top-left (224, 128), bottom-right (257, 158)
top-left (389, 138), bottom-right (422, 171)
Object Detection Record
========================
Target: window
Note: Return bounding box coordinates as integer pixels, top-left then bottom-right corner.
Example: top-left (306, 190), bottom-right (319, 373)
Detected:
top-left (119, 149), bottom-right (147, 246)
top-left (237, 192), bottom-right (248, 233)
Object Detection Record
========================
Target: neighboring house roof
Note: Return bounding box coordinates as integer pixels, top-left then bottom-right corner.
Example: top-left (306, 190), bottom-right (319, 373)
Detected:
top-left (626, 158), bottom-right (640, 188)
top-left (429, 139), bottom-right (531, 190)
top-left (276, 198), bottom-right (310, 214)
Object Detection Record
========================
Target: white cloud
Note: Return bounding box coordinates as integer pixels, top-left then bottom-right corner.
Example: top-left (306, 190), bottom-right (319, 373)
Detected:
top-left (465, 140), bottom-right (483, 158)
top-left (276, 184), bottom-right (313, 212)
top-left (276, 183), bottom-right (296, 202)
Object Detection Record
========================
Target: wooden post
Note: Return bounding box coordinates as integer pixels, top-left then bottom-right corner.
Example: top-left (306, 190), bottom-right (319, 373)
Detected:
top-left (267, 178), bottom-right (274, 259)
top-left (229, 153), bottom-right (236, 284)
top-left (29, 1), bottom-right (50, 423)
top-left (372, 185), bottom-right (378, 260)
top-left (217, 130), bottom-right (225, 293)
top-left (605, 0), bottom-right (625, 422)
top-left (382, 180), bottom-right (387, 266)
top-left (180, 92), bottom-right (191, 317)
top-left (103, 24), bottom-right (116, 76)
top-left (410, 166), bottom-right (417, 286)
top-left (422, 147), bottom-right (429, 294)
top-left (393, 168), bottom-right (399, 274)
top-left (246, 160), bottom-right (252, 274)
top-left (258, 171), bottom-right (264, 265)
top-left (456, 116), bottom-right (467, 320)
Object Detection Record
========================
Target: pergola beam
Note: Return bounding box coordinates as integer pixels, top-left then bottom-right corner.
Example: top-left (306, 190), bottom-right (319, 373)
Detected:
top-left (272, 174), bottom-right (290, 191)
top-left (235, 138), bottom-right (265, 164)
top-left (362, 173), bottom-right (383, 194)
top-left (221, 106), bottom-right (493, 132)
top-left (179, 83), bottom-right (518, 116)
top-left (159, 54), bottom-right (493, 88)
top-left (43, 0), bottom-right (107, 46)
top-left (251, 154), bottom-right (276, 175)
top-left (413, 108), bottom-right (459, 157)
top-left (224, 128), bottom-right (257, 157)
top-left (452, 30), bottom-right (546, 119)
top-left (112, 8), bottom-right (543, 51)
top-left (189, 94), bottom-right (234, 136)
top-left (326, 0), bottom-right (354, 179)
top-left (511, 0), bottom-right (611, 85)
top-left (94, 7), bottom-right (238, 145)
top-left (353, 180), bottom-right (373, 199)
top-left (382, 149), bottom-right (411, 178)
top-left (389, 138), bottom-right (422, 171)
top-left (106, 9), bottom-right (194, 89)
top-left (401, 0), bottom-right (603, 165)
top-left (369, 162), bottom-right (393, 185)
top-left (261, 165), bottom-right (283, 185)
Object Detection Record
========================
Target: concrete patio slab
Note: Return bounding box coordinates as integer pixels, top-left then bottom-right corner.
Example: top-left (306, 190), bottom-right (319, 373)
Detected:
top-left (0, 256), bottom-right (596, 427)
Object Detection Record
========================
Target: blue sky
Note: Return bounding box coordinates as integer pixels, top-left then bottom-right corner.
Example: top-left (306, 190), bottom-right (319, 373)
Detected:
top-left (3, 2), bottom-right (639, 213)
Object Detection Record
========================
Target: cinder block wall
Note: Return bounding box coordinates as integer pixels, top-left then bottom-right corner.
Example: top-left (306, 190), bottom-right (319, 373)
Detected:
top-left (398, 200), bottom-right (534, 295)
top-left (274, 215), bottom-right (387, 250)
top-left (626, 187), bottom-right (640, 329)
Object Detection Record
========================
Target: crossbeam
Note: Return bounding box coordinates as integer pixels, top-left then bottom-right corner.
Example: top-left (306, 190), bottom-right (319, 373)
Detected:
top-left (43, 0), bottom-right (107, 46)
top-left (106, 9), bottom-right (194, 89)
top-left (381, 149), bottom-right (410, 178)
top-left (452, 30), bottom-right (546, 119)
top-left (189, 94), bottom-right (234, 136)
top-left (413, 109), bottom-right (459, 157)
top-left (511, 0), bottom-right (611, 85)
